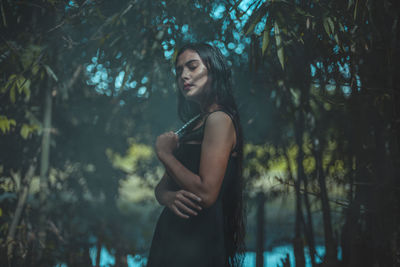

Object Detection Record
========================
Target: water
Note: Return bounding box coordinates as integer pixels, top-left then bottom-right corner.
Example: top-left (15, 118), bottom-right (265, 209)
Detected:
top-left (243, 245), bottom-right (339, 266)
top-left (55, 244), bottom-right (339, 267)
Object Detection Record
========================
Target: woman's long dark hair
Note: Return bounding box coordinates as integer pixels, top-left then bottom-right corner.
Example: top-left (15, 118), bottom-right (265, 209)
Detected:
top-left (175, 43), bottom-right (245, 267)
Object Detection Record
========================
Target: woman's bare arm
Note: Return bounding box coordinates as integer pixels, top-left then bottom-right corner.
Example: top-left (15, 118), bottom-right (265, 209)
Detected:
top-left (157, 111), bottom-right (236, 208)
top-left (155, 172), bottom-right (202, 218)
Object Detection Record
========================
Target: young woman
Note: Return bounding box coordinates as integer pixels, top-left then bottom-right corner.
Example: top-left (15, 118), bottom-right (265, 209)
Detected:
top-left (147, 43), bottom-right (245, 267)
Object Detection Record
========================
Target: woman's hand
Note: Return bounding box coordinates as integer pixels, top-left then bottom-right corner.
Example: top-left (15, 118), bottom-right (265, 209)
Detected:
top-left (155, 131), bottom-right (179, 158)
top-left (164, 190), bottom-right (202, 219)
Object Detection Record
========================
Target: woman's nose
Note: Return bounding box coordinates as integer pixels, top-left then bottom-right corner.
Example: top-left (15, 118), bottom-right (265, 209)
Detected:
top-left (181, 68), bottom-right (190, 80)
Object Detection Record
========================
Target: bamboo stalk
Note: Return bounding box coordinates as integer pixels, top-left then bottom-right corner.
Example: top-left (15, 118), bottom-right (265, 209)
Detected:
top-left (6, 161), bottom-right (36, 260)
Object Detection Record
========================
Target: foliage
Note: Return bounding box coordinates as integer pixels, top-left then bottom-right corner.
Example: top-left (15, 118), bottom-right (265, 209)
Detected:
top-left (0, 0), bottom-right (399, 266)
top-left (239, 0), bottom-right (400, 265)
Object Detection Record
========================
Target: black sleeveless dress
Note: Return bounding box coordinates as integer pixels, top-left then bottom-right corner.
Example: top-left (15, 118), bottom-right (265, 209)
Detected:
top-left (147, 109), bottom-right (239, 267)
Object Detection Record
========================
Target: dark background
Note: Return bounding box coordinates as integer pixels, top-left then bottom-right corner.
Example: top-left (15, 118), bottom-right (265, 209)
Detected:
top-left (1, 0), bottom-right (399, 266)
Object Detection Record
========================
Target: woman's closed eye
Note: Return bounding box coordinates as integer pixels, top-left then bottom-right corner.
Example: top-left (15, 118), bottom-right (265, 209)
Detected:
top-left (188, 63), bottom-right (198, 70)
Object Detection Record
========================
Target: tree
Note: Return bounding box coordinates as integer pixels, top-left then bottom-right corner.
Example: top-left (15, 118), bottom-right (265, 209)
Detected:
top-left (241, 0), bottom-right (400, 265)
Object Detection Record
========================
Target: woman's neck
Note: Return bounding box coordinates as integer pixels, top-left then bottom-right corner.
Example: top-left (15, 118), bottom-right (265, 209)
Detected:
top-left (201, 102), bottom-right (221, 114)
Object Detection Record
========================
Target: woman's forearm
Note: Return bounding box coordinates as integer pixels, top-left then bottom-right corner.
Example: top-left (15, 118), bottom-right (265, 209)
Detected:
top-left (154, 171), bottom-right (203, 218)
top-left (157, 152), bottom-right (207, 203)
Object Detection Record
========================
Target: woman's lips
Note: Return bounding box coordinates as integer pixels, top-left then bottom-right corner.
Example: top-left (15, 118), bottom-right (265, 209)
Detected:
top-left (183, 84), bottom-right (193, 91)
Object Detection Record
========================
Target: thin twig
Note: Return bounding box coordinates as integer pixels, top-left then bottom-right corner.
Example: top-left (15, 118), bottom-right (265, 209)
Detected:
top-left (275, 177), bottom-right (350, 208)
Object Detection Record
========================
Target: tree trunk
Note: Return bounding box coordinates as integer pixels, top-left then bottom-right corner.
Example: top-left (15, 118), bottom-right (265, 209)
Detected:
top-left (285, 150), bottom-right (305, 267)
top-left (302, 172), bottom-right (317, 267)
top-left (115, 247), bottom-right (128, 267)
top-left (96, 240), bottom-right (102, 267)
top-left (256, 192), bottom-right (265, 267)
top-left (6, 161), bottom-right (36, 261)
top-left (314, 141), bottom-right (337, 265)
top-left (38, 80), bottom-right (53, 255)
top-left (294, 78), bottom-right (309, 267)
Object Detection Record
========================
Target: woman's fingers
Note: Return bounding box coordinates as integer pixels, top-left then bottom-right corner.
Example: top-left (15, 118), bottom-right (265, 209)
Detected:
top-left (181, 190), bottom-right (202, 202)
top-left (171, 205), bottom-right (189, 219)
top-left (168, 190), bottom-right (203, 218)
top-left (178, 195), bottom-right (202, 211)
top-left (179, 191), bottom-right (202, 210)
top-left (175, 200), bottom-right (198, 216)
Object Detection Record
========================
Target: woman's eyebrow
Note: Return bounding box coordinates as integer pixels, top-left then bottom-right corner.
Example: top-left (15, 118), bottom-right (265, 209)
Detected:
top-left (185, 59), bottom-right (199, 65)
top-left (176, 59), bottom-right (199, 69)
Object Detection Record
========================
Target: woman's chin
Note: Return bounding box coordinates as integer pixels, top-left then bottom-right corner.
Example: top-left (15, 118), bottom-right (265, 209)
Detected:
top-left (183, 92), bottom-right (197, 101)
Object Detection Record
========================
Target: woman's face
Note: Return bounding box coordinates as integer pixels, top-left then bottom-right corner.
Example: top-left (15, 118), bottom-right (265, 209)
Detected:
top-left (175, 49), bottom-right (212, 104)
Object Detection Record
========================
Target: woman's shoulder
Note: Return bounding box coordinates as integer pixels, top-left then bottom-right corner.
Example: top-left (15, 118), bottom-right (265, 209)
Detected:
top-left (203, 108), bottom-right (237, 131)
top-left (205, 110), bottom-right (233, 125)
top-left (203, 107), bottom-right (239, 153)
top-left (202, 110), bottom-right (237, 149)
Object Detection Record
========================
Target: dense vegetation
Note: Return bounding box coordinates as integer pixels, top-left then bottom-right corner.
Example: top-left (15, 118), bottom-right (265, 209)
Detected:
top-left (1, 0), bottom-right (399, 266)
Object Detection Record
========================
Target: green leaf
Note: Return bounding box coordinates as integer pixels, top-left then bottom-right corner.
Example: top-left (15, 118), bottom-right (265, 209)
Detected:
top-left (348, 0), bottom-right (354, 10)
top-left (10, 84), bottom-right (16, 103)
top-left (262, 28), bottom-right (270, 56)
top-left (262, 21), bottom-right (272, 56)
top-left (323, 17), bottom-right (331, 36)
top-left (354, 0), bottom-right (359, 20)
top-left (339, 22), bottom-right (345, 32)
top-left (8, 74), bottom-right (17, 81)
top-left (0, 115), bottom-right (16, 134)
top-left (21, 45), bottom-right (42, 71)
top-left (274, 21), bottom-right (285, 70)
top-left (171, 48), bottom-right (178, 64)
top-left (44, 64), bottom-right (58, 82)
top-left (245, 13), bottom-right (263, 36)
top-left (4, 75), bottom-right (31, 102)
top-left (2, 74), bottom-right (16, 94)
top-left (242, 2), bottom-right (269, 36)
top-left (20, 123), bottom-right (39, 139)
top-left (16, 76), bottom-right (30, 96)
top-left (295, 7), bottom-right (306, 16)
top-left (20, 123), bottom-right (30, 139)
top-left (32, 64), bottom-right (40, 75)
top-left (327, 17), bottom-right (335, 34)
top-left (334, 34), bottom-right (340, 45)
